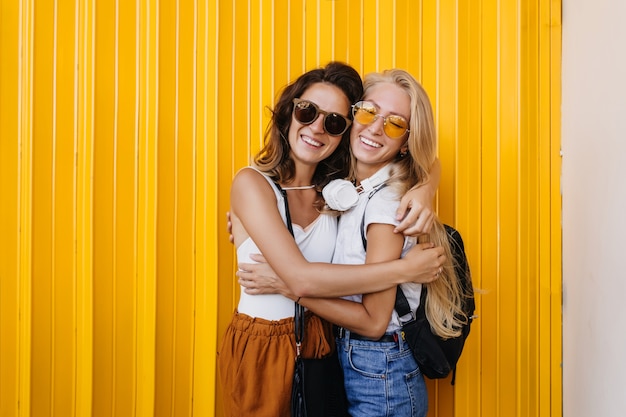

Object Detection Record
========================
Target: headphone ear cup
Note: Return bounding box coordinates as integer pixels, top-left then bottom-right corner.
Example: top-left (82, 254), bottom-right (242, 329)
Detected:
top-left (322, 179), bottom-right (359, 211)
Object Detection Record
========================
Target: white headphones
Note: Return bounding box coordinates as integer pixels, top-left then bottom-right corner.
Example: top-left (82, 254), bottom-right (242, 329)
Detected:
top-left (322, 179), bottom-right (360, 211)
top-left (322, 164), bottom-right (394, 211)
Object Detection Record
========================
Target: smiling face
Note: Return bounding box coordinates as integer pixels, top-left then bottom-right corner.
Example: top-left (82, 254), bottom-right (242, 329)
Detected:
top-left (287, 82), bottom-right (352, 168)
top-left (350, 82), bottom-right (411, 180)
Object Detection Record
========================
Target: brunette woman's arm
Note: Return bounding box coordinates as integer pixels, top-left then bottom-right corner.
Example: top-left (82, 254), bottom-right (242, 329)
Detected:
top-left (231, 168), bottom-right (445, 299)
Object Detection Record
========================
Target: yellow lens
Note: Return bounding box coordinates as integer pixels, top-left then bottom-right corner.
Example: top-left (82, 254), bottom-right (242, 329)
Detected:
top-left (384, 115), bottom-right (409, 138)
top-left (355, 109), bottom-right (375, 124)
top-left (353, 103), bottom-right (377, 125)
top-left (352, 101), bottom-right (409, 139)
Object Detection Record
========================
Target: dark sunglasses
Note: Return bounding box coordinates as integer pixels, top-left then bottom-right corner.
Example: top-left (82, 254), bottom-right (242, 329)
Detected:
top-left (292, 98), bottom-right (352, 136)
top-left (352, 101), bottom-right (410, 139)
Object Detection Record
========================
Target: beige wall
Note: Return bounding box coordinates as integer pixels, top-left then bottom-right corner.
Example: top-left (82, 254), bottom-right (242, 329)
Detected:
top-left (562, 1), bottom-right (626, 416)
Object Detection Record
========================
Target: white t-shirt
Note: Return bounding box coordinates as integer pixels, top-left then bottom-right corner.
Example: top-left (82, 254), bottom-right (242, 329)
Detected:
top-left (332, 164), bottom-right (422, 332)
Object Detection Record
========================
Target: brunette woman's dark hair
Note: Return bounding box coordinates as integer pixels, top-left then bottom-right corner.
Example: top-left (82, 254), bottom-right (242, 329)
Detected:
top-left (254, 62), bottom-right (363, 189)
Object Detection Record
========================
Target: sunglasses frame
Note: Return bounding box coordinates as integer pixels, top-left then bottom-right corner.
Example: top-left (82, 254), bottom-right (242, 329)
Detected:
top-left (292, 98), bottom-right (352, 137)
top-left (351, 101), bottom-right (410, 139)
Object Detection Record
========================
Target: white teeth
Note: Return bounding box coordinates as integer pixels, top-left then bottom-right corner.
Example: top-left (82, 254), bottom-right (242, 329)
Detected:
top-left (302, 135), bottom-right (322, 147)
top-left (360, 136), bottom-right (382, 148)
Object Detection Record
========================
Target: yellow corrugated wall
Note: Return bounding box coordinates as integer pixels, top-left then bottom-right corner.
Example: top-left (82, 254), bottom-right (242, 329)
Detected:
top-left (0, 1), bottom-right (561, 416)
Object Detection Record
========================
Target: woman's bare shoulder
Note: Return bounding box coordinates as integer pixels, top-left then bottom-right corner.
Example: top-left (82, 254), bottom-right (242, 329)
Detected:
top-left (232, 166), bottom-right (272, 192)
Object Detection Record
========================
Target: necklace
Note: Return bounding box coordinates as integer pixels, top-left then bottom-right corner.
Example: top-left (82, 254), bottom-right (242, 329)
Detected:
top-left (281, 184), bottom-right (316, 190)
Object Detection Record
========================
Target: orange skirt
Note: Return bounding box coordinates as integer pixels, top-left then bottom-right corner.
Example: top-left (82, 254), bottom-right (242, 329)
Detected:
top-left (217, 310), bottom-right (335, 417)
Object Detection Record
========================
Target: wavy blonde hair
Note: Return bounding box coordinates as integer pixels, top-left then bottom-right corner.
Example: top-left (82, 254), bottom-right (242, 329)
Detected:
top-left (419, 223), bottom-right (470, 338)
top-left (358, 69), bottom-right (469, 338)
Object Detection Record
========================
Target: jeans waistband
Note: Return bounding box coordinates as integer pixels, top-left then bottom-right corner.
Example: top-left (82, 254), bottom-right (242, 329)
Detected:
top-left (333, 326), bottom-right (398, 343)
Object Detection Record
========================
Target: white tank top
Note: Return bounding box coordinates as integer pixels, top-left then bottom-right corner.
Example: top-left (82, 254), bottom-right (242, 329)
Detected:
top-left (236, 168), bottom-right (338, 320)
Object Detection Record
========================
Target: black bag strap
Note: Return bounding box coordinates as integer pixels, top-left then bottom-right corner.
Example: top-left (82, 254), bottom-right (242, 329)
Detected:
top-left (359, 184), bottom-right (388, 251)
top-left (275, 182), bottom-right (295, 237)
top-left (394, 287), bottom-right (411, 318)
top-left (394, 285), bottom-right (426, 324)
top-left (273, 181), bottom-right (305, 357)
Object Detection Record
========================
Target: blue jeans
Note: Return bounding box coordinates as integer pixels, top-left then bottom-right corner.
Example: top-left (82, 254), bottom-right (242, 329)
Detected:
top-left (337, 330), bottom-right (428, 417)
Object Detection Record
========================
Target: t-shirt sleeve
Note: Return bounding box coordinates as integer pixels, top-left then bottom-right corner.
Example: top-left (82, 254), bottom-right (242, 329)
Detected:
top-left (363, 186), bottom-right (401, 238)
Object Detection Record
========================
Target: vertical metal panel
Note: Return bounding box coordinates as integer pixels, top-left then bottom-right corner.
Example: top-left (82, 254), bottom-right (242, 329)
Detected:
top-left (135, 0), bottom-right (159, 414)
top-left (0, 1), bottom-right (30, 416)
top-left (91, 0), bottom-right (140, 414)
top-left (91, 0), bottom-right (115, 411)
top-left (29, 0), bottom-right (78, 415)
top-left (151, 0), bottom-right (199, 414)
top-left (192, 0), bottom-right (220, 414)
top-left (213, 1), bottom-right (239, 412)
top-left (546, 2), bottom-right (563, 416)
top-left (0, 1), bottom-right (561, 416)
top-left (76, 0), bottom-right (96, 416)
top-left (18, 3), bottom-right (35, 416)
top-left (454, 1), bottom-right (483, 415)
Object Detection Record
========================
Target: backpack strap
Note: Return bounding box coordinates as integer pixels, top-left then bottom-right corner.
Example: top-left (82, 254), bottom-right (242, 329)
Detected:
top-left (394, 286), bottom-right (412, 319)
top-left (359, 184), bottom-right (388, 250)
top-left (394, 285), bottom-right (426, 325)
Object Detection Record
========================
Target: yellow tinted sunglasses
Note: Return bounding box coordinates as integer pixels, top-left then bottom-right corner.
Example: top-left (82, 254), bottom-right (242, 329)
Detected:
top-left (351, 101), bottom-right (410, 139)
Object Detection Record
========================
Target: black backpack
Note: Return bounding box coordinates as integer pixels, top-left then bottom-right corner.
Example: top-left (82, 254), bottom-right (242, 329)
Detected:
top-left (393, 225), bottom-right (475, 384)
top-left (360, 187), bottom-right (476, 384)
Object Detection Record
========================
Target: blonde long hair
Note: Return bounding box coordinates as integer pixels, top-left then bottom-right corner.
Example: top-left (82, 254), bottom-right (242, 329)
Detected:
top-left (360, 69), bottom-right (469, 338)
top-left (419, 223), bottom-right (470, 338)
